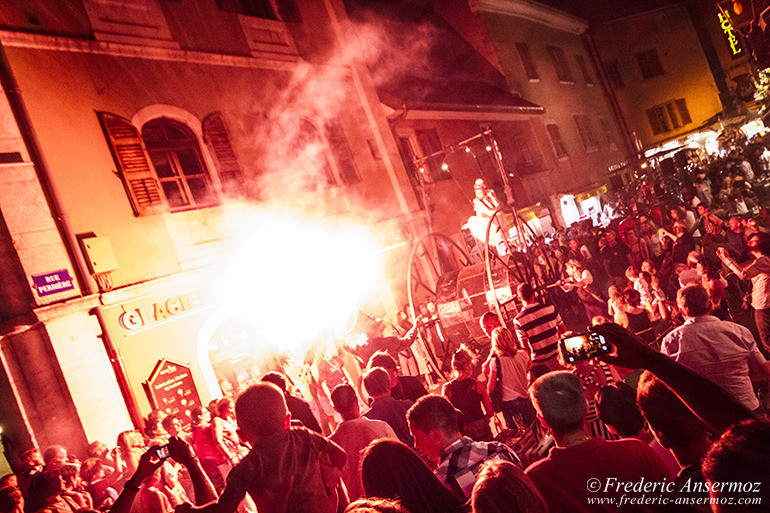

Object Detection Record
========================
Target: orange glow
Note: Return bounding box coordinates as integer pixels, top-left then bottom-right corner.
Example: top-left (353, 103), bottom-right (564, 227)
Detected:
top-left (732, 2), bottom-right (743, 16)
top-left (215, 205), bottom-right (386, 359)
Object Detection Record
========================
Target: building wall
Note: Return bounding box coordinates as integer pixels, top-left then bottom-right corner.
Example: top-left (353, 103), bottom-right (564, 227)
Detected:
top-left (0, 0), bottom-right (422, 460)
top-left (478, 2), bottom-right (627, 203)
top-left (591, 4), bottom-right (723, 149)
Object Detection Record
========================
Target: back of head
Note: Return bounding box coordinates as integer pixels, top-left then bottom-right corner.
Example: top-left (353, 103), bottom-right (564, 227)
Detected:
top-left (529, 371), bottom-right (587, 436)
top-left (622, 288), bottom-right (642, 308)
top-left (368, 351), bottom-right (397, 372)
top-left (597, 383), bottom-right (644, 438)
top-left (517, 283), bottom-right (535, 303)
top-left (636, 371), bottom-right (708, 450)
top-left (344, 498), bottom-right (410, 513)
top-left (491, 327), bottom-right (519, 356)
top-left (0, 485), bottom-right (22, 513)
top-left (79, 458), bottom-right (103, 483)
top-left (161, 414), bottom-right (179, 433)
top-left (235, 383), bottom-right (288, 439)
top-left (748, 231), bottom-right (770, 256)
top-left (471, 461), bottom-right (548, 513)
top-left (260, 372), bottom-right (288, 392)
top-left (702, 419), bottom-right (770, 511)
top-left (450, 346), bottom-right (474, 374)
top-left (363, 367), bottom-right (391, 398)
top-left (677, 283), bottom-right (711, 317)
top-left (330, 384), bottom-right (359, 417)
top-left (361, 439), bottom-right (463, 513)
top-left (406, 395), bottom-right (460, 437)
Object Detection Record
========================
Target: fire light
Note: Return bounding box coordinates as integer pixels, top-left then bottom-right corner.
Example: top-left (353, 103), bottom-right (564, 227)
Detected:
top-left (215, 206), bottom-right (386, 359)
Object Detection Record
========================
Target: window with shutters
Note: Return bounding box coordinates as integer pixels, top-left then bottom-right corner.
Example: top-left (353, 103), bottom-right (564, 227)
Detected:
top-left (604, 60), bottom-right (625, 89)
top-left (645, 98), bottom-right (692, 135)
top-left (515, 42), bottom-right (539, 80)
top-left (142, 118), bottom-right (216, 210)
top-left (98, 112), bottom-right (166, 216)
top-left (215, 0), bottom-right (300, 21)
top-left (324, 120), bottom-right (361, 185)
top-left (546, 45), bottom-right (574, 83)
top-left (415, 128), bottom-right (451, 182)
top-left (599, 118), bottom-right (617, 150)
top-left (546, 124), bottom-right (568, 159)
top-left (576, 54), bottom-right (594, 85)
top-left (635, 49), bottom-right (664, 80)
top-left (573, 115), bottom-right (599, 152)
top-left (203, 113), bottom-right (246, 195)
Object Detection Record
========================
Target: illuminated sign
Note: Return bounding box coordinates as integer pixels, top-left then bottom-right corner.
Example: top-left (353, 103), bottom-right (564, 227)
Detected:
top-left (719, 12), bottom-right (745, 59)
top-left (32, 269), bottom-right (75, 296)
top-left (119, 291), bottom-right (205, 331)
top-left (144, 359), bottom-right (201, 424)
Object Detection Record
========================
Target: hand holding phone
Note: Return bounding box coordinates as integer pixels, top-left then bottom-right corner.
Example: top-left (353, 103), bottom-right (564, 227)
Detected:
top-left (558, 332), bottom-right (612, 364)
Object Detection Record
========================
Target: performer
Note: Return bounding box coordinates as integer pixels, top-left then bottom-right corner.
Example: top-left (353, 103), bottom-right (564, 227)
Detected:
top-left (344, 311), bottom-right (421, 370)
top-left (560, 259), bottom-right (607, 322)
top-left (466, 178), bottom-right (505, 247)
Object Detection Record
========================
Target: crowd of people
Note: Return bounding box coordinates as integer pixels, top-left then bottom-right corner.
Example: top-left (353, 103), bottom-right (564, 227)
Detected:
top-left (3, 147), bottom-right (770, 513)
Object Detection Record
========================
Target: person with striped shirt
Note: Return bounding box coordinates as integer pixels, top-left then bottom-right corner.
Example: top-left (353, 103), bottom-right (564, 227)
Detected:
top-left (513, 283), bottom-right (567, 372)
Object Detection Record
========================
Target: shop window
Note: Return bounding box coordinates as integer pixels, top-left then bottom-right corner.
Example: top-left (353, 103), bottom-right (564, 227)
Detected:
top-left (546, 124), bottom-right (568, 159)
top-left (645, 98), bottom-right (692, 135)
top-left (546, 45), bottom-right (574, 83)
top-left (576, 54), bottom-right (594, 85)
top-left (573, 115), bottom-right (599, 152)
top-left (635, 49), bottom-right (664, 80)
top-left (516, 42), bottom-right (539, 80)
top-left (604, 59), bottom-right (624, 89)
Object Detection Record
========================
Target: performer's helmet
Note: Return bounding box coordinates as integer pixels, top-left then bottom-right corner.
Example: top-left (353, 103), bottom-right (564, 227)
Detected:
top-left (474, 178), bottom-right (487, 189)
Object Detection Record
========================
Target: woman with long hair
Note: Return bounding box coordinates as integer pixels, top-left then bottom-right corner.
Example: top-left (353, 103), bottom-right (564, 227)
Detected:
top-left (442, 347), bottom-right (493, 441)
top-left (488, 327), bottom-right (534, 431)
top-left (697, 259), bottom-right (731, 321)
top-left (361, 439), bottom-right (464, 513)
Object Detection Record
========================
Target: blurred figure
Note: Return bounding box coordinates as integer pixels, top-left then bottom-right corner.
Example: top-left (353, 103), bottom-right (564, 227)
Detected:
top-left (471, 460), bottom-right (547, 513)
top-left (442, 347), bottom-right (493, 441)
top-left (361, 439), bottom-right (464, 513)
top-left (329, 384), bottom-right (397, 500)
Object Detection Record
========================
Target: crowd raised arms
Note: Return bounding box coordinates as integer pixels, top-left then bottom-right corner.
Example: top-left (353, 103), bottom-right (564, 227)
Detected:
top-left (4, 147), bottom-right (770, 512)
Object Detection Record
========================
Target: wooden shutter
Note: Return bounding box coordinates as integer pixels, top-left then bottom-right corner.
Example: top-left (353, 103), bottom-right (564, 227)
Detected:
top-left (324, 119), bottom-right (361, 185)
top-left (97, 112), bottom-right (166, 216)
top-left (202, 113), bottom-right (245, 194)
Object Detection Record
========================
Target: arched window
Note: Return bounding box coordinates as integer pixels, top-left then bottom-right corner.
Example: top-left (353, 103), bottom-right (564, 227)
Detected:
top-left (142, 118), bottom-right (216, 210)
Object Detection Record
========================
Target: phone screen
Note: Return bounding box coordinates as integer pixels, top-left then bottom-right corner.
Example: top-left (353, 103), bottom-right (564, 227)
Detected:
top-left (558, 332), bottom-right (612, 363)
top-left (155, 444), bottom-right (170, 460)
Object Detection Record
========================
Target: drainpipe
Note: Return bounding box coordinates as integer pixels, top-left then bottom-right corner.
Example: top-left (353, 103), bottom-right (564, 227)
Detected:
top-left (0, 42), bottom-right (144, 430)
top-left (0, 41), bottom-right (95, 296)
top-left (92, 305), bottom-right (145, 431)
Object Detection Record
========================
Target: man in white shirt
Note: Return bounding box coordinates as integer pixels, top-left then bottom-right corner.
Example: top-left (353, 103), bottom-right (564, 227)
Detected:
top-left (661, 284), bottom-right (770, 411)
top-left (717, 231), bottom-right (770, 354)
top-left (329, 384), bottom-right (397, 500)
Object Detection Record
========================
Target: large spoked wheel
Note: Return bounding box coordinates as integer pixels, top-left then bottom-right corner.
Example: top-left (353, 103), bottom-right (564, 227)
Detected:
top-left (406, 233), bottom-right (473, 382)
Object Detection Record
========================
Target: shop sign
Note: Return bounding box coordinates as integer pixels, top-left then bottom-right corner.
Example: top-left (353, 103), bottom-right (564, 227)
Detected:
top-left (119, 291), bottom-right (205, 332)
top-left (143, 359), bottom-right (201, 424)
top-left (32, 269), bottom-right (75, 296)
top-left (718, 12), bottom-right (745, 59)
top-left (575, 185), bottom-right (608, 203)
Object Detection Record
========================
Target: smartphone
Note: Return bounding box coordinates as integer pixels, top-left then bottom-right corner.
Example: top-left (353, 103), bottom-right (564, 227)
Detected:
top-left (154, 444), bottom-right (171, 460)
top-left (558, 332), bottom-right (612, 364)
